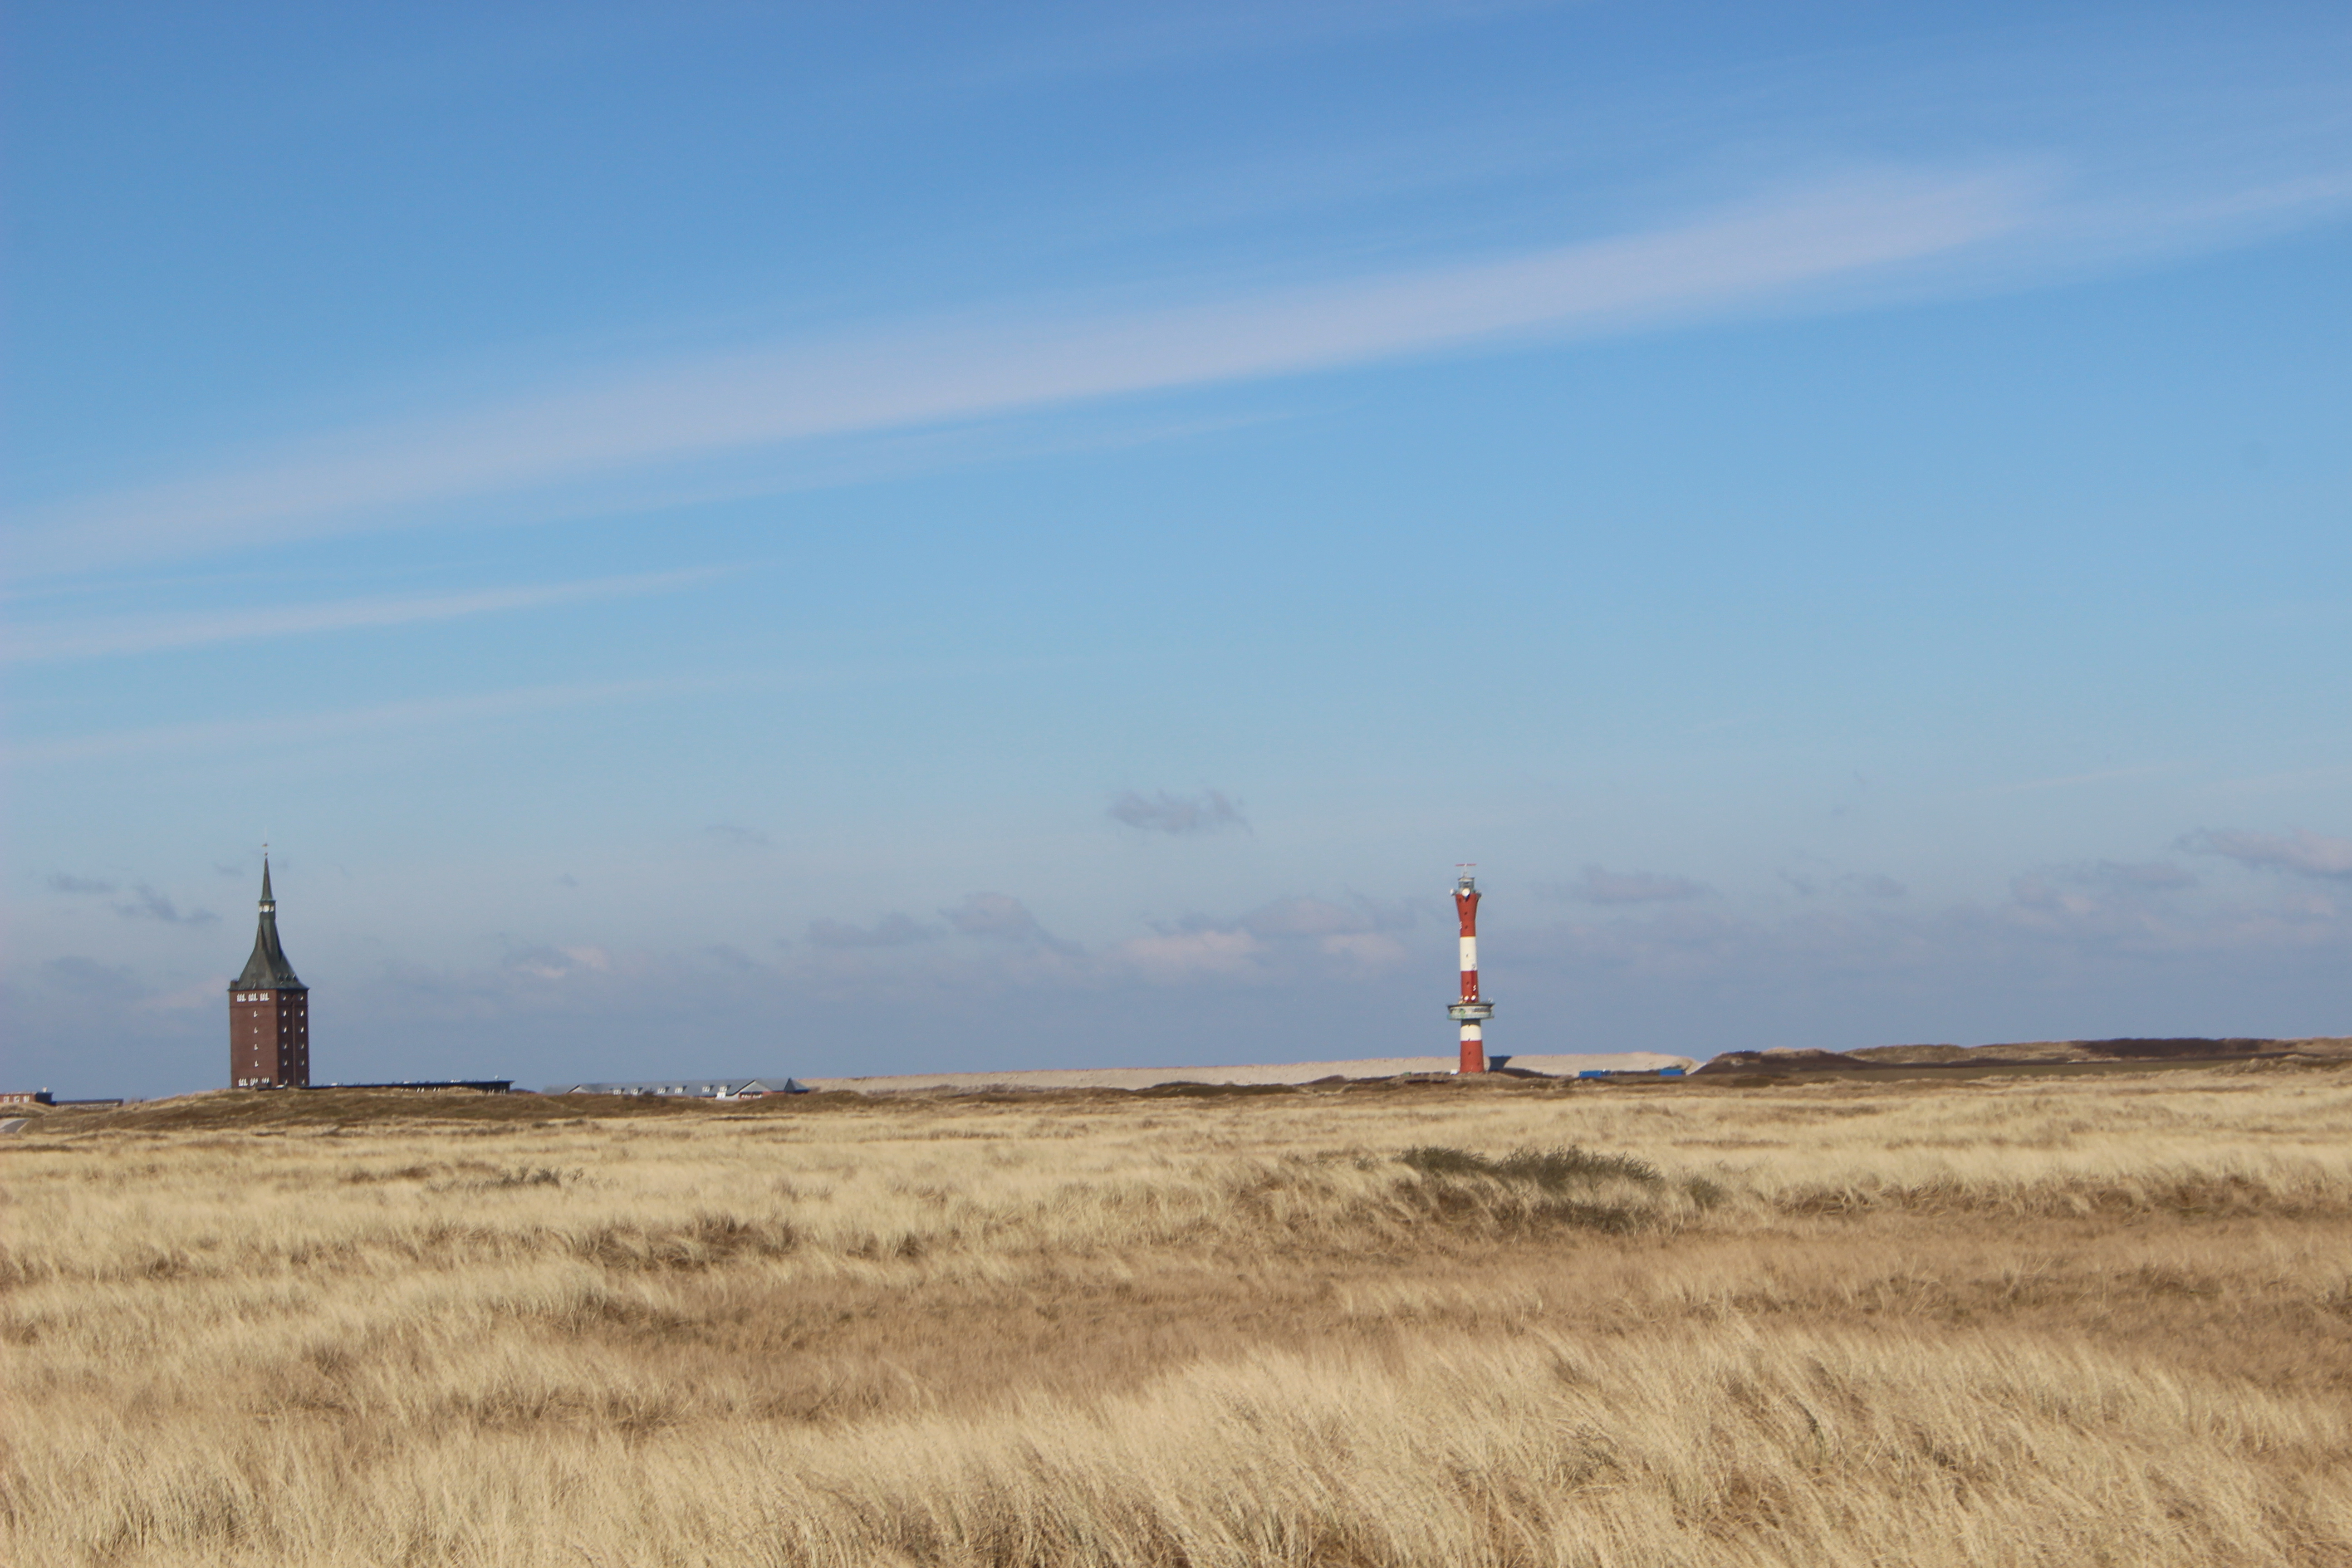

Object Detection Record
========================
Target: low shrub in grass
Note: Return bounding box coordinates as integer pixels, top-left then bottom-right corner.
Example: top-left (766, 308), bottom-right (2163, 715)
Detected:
top-left (1400, 1144), bottom-right (1661, 1188)
top-left (1397, 1145), bottom-right (1669, 1234)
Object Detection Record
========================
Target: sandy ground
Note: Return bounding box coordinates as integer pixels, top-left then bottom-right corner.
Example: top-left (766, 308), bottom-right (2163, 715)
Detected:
top-left (801, 1052), bottom-right (1697, 1094)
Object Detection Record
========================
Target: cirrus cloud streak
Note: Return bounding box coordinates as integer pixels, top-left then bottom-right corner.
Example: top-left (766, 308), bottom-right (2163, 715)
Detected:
top-left (0, 568), bottom-right (721, 665)
top-left (18, 171), bottom-right (2037, 574)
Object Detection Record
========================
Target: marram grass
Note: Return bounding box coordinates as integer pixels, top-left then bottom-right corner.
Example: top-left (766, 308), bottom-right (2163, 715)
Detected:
top-left (5, 1064), bottom-right (2351, 1564)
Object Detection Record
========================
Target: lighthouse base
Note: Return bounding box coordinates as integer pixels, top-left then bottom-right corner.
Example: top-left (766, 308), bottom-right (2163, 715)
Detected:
top-left (1446, 1000), bottom-right (1494, 1075)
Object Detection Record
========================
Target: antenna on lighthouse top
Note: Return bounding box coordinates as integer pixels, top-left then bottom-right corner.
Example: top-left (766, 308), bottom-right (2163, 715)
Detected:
top-left (1455, 862), bottom-right (1476, 891)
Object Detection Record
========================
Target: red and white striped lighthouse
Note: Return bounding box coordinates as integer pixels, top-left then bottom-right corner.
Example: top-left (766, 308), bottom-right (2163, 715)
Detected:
top-left (1448, 867), bottom-right (1494, 1073)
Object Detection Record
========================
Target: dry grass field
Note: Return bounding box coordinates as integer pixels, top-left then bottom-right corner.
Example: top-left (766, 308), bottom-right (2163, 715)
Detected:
top-left (6, 1064), bottom-right (2352, 1566)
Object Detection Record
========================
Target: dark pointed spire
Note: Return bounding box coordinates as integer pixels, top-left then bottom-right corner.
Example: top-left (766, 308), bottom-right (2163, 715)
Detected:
top-left (232, 857), bottom-right (303, 991)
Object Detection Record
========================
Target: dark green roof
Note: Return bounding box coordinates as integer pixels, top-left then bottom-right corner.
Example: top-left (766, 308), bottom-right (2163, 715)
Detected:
top-left (231, 860), bottom-right (304, 991)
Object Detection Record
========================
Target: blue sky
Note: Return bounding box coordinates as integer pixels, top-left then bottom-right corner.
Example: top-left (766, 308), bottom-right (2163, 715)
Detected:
top-left (6, 2), bottom-right (2349, 1096)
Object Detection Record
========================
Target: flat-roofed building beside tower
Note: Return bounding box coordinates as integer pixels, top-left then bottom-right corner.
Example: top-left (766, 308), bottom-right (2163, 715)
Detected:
top-left (229, 859), bottom-right (309, 1088)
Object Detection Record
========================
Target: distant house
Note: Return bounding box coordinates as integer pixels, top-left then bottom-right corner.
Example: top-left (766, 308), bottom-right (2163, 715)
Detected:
top-left (545, 1078), bottom-right (808, 1098)
top-left (314, 1081), bottom-right (513, 1094)
top-left (0, 1090), bottom-right (52, 1106)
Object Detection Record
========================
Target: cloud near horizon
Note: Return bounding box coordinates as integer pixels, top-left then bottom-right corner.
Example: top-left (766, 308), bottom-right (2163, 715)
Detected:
top-left (941, 892), bottom-right (1057, 943)
top-left (1778, 869), bottom-right (1909, 900)
top-left (1099, 894), bottom-right (1417, 984)
top-left (1558, 864), bottom-right (1711, 905)
top-left (2008, 859), bottom-right (2197, 920)
top-left (503, 945), bottom-right (614, 981)
top-left (114, 886), bottom-right (218, 926)
top-left (16, 847), bottom-right (2351, 1098)
top-left (804, 913), bottom-right (941, 948)
top-left (2182, 828), bottom-right (2352, 880)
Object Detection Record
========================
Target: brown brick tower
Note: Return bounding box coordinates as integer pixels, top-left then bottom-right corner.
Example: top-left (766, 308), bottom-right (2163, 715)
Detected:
top-left (229, 858), bottom-right (309, 1088)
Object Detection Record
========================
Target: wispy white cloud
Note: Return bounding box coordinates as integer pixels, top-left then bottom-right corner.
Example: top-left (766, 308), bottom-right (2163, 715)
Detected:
top-left (939, 0), bottom-right (1562, 92)
top-left (0, 567), bottom-right (720, 663)
top-left (5, 649), bottom-right (1057, 768)
top-left (1981, 762), bottom-right (2182, 796)
top-left (2205, 761), bottom-right (2352, 796)
top-left (15, 171), bottom-right (2038, 573)
top-left (4, 676), bottom-right (690, 767)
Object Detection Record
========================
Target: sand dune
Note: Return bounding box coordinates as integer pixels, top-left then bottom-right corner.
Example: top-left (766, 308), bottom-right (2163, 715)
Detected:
top-left (803, 1051), bottom-right (1696, 1094)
